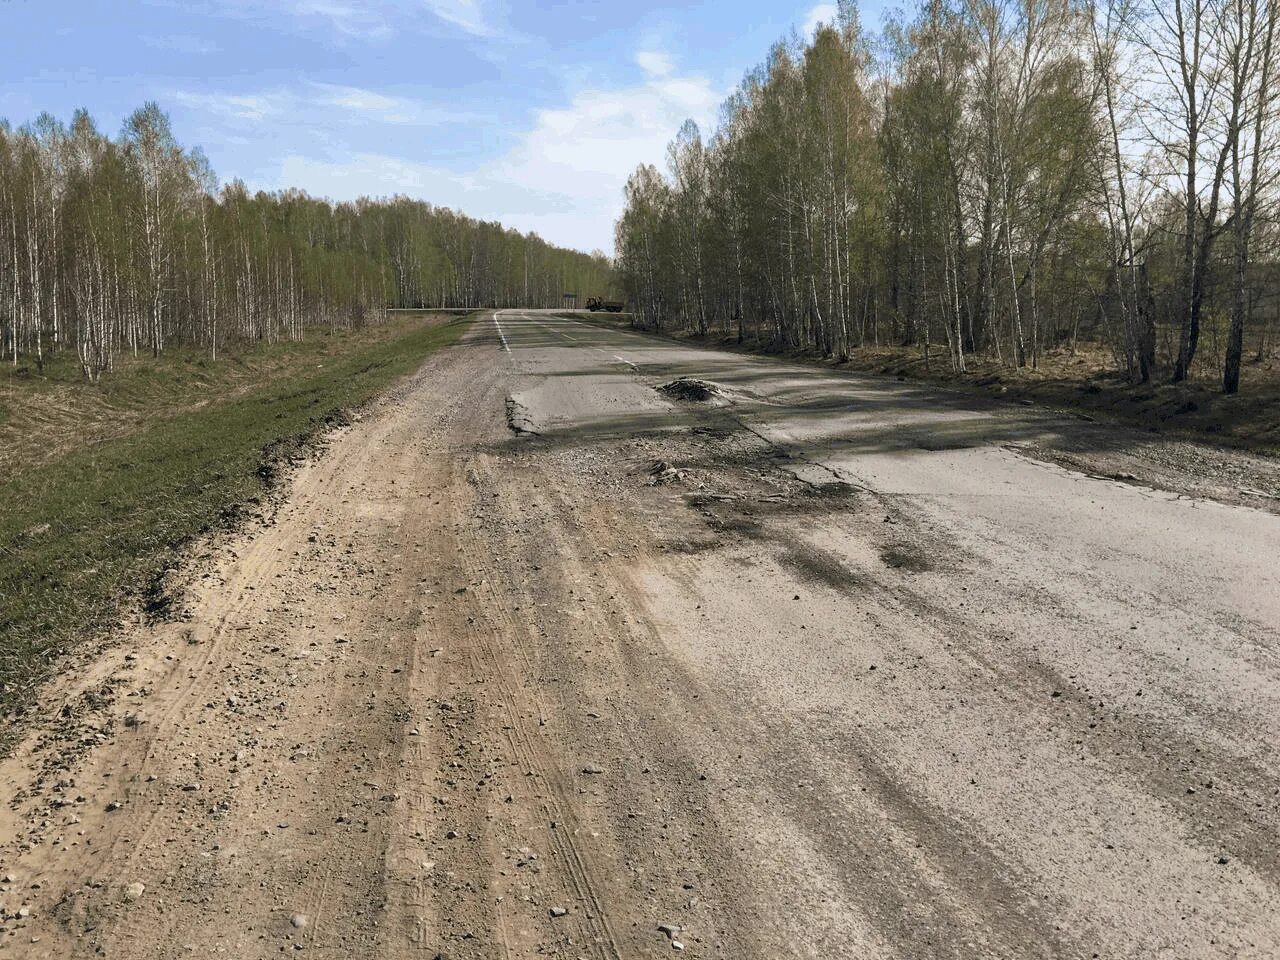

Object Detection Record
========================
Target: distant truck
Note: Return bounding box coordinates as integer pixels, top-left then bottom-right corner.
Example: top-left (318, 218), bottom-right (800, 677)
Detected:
top-left (585, 296), bottom-right (625, 313)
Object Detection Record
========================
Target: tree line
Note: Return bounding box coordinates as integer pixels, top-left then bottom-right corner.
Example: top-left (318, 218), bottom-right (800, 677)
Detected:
top-left (1, 103), bottom-right (614, 380)
top-left (615, 0), bottom-right (1280, 394)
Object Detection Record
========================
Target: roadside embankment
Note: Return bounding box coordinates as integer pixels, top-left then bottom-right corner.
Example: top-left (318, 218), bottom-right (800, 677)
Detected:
top-left (0, 312), bottom-right (474, 734)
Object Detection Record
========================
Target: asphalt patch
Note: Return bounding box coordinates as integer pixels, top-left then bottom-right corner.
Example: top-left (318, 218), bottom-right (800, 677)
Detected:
top-left (880, 545), bottom-right (933, 572)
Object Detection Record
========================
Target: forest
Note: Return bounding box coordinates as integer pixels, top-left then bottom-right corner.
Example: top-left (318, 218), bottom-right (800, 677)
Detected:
top-left (0, 103), bottom-right (614, 381)
top-left (614, 0), bottom-right (1280, 394)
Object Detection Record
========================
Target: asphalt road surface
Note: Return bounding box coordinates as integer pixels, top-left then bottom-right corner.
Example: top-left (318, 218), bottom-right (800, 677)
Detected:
top-left (2, 310), bottom-right (1277, 959)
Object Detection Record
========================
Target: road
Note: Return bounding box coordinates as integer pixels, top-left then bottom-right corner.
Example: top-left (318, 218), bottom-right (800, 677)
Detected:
top-left (2, 310), bottom-right (1278, 958)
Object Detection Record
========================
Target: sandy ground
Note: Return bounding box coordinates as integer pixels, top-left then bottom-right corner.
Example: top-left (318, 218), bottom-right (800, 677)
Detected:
top-left (2, 310), bottom-right (1278, 959)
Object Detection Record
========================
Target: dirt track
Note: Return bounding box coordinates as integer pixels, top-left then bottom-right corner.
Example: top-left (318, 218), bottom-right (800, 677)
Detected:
top-left (2, 310), bottom-right (1279, 958)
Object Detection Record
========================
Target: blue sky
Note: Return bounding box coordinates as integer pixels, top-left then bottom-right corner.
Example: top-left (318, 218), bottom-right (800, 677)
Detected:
top-left (2, 1), bottom-right (885, 253)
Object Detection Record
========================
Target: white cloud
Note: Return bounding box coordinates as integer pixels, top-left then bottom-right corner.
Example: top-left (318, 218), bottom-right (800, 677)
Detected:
top-left (308, 83), bottom-right (476, 125)
top-left (171, 91), bottom-right (285, 121)
top-left (142, 34), bottom-right (219, 54)
top-left (197, 0), bottom-right (503, 42)
top-left (321, 86), bottom-right (401, 113)
top-left (173, 83), bottom-right (474, 128)
top-left (260, 50), bottom-right (723, 252)
top-left (803, 2), bottom-right (839, 36)
top-left (292, 0), bottom-right (391, 38)
top-left (499, 73), bottom-right (720, 197)
top-left (196, 0), bottom-right (395, 40)
top-left (422, 0), bottom-right (489, 36)
top-left (636, 50), bottom-right (674, 77)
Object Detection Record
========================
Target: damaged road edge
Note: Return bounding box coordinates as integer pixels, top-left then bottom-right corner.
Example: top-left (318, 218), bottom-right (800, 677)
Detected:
top-left (506, 396), bottom-right (539, 436)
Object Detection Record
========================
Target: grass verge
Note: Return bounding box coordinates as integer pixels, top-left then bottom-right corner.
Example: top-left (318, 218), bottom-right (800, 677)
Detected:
top-left (0, 313), bottom-right (473, 730)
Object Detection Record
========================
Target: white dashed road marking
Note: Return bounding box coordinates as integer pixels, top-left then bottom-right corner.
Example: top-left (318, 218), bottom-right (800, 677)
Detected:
top-left (494, 312), bottom-right (510, 353)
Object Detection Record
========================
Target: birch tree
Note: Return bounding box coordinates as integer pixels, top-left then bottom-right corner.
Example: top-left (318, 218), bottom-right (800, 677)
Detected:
top-left (0, 103), bottom-right (616, 377)
top-left (614, 0), bottom-right (1280, 394)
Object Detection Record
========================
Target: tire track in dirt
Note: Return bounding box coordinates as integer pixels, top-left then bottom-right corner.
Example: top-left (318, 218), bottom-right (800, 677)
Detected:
top-left (450, 468), bottom-right (625, 960)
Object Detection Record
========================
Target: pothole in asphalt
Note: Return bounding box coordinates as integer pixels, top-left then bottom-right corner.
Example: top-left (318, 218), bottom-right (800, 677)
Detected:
top-left (657, 378), bottom-right (722, 402)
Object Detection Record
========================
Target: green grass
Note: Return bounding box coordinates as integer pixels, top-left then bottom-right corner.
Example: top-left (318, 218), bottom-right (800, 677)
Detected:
top-left (0, 314), bottom-right (473, 726)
